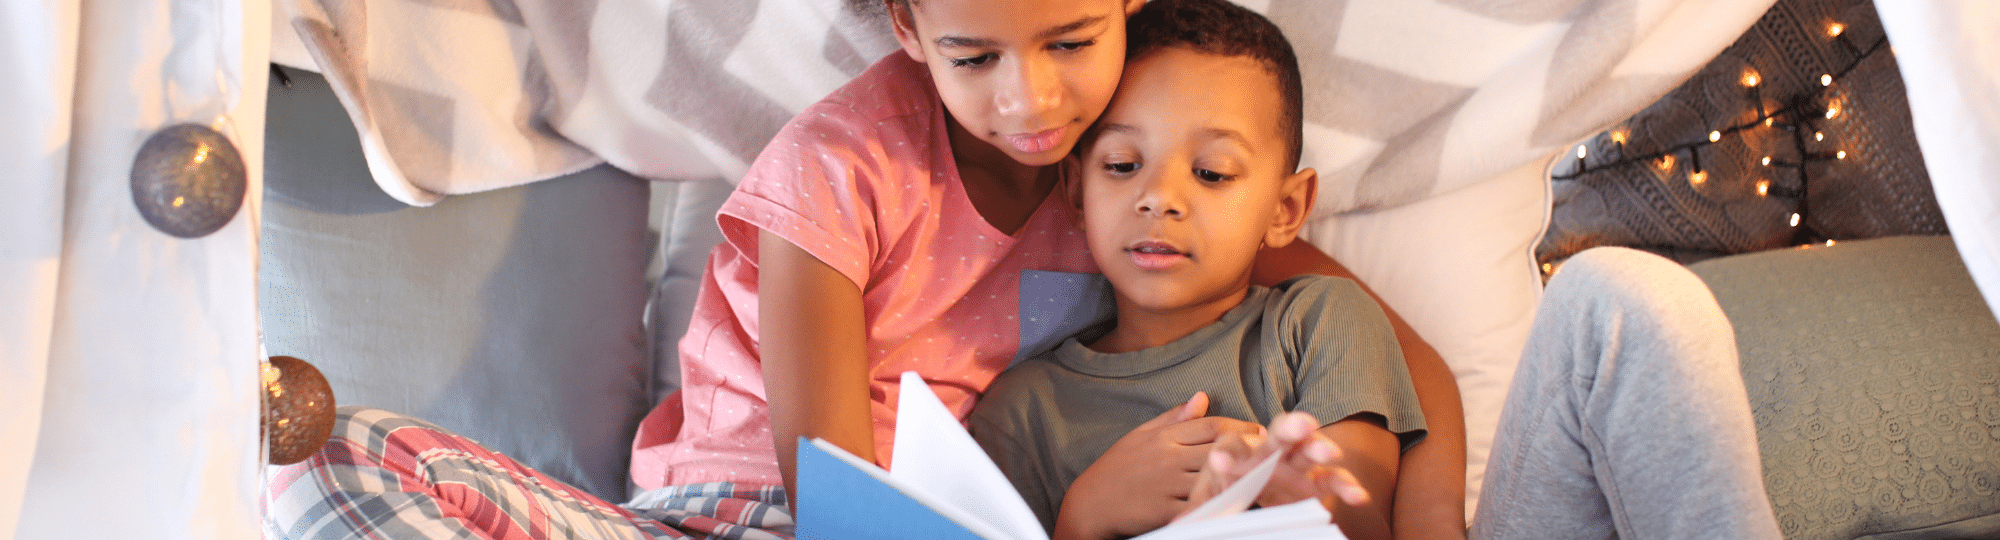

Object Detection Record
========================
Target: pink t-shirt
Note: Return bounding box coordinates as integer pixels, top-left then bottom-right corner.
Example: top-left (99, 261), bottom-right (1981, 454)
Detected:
top-left (630, 54), bottom-right (1099, 490)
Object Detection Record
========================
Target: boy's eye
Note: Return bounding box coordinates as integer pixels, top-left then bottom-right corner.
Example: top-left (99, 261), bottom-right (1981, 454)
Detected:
top-left (1193, 169), bottom-right (1234, 183)
top-left (1102, 162), bottom-right (1140, 175)
top-left (1050, 39), bottom-right (1096, 52)
top-left (947, 53), bottom-right (997, 68)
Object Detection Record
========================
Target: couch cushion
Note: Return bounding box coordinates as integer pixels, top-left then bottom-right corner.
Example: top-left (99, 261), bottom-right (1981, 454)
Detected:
top-left (260, 69), bottom-right (653, 502)
top-left (1692, 236), bottom-right (2000, 539)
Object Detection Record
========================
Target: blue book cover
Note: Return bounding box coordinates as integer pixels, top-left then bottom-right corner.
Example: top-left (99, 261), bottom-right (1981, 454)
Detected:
top-left (792, 437), bottom-right (988, 540)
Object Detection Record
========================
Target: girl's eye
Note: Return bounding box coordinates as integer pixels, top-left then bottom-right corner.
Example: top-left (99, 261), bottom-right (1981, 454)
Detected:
top-left (1194, 168), bottom-right (1234, 183)
top-left (947, 53), bottom-right (997, 68)
top-left (1050, 39), bottom-right (1096, 52)
top-left (1102, 162), bottom-right (1140, 175)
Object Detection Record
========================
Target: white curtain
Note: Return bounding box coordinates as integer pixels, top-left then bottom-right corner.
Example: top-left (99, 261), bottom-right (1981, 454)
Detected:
top-left (1878, 1), bottom-right (2000, 322)
top-left (0, 0), bottom-right (267, 538)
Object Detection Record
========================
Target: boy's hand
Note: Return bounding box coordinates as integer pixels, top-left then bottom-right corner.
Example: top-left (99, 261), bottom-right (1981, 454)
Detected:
top-left (1053, 392), bottom-right (1263, 540)
top-left (1184, 411), bottom-right (1369, 515)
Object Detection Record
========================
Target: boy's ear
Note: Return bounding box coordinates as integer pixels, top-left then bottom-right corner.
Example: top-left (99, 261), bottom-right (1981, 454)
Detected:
top-left (1124, 0), bottom-right (1146, 16)
top-left (888, 1), bottom-right (927, 64)
top-left (1263, 167), bottom-right (1318, 249)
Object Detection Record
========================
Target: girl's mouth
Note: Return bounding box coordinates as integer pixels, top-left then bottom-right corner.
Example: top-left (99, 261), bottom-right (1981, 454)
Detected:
top-left (1005, 126), bottom-right (1067, 154)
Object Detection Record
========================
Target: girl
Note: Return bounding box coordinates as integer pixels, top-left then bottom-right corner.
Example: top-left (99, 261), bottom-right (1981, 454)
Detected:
top-left (266, 0), bottom-right (1465, 538)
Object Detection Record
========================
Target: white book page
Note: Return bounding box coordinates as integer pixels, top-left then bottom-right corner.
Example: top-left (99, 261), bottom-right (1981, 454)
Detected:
top-left (889, 371), bottom-right (1049, 540)
top-left (1168, 448), bottom-right (1284, 523)
top-left (1135, 499), bottom-right (1344, 540)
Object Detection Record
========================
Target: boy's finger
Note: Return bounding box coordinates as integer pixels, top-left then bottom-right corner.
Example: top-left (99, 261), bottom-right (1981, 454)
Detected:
top-left (1137, 392), bottom-right (1210, 431)
top-left (1319, 466), bottom-right (1370, 506)
top-left (1166, 416), bottom-right (1260, 445)
top-left (1268, 411), bottom-right (1320, 444)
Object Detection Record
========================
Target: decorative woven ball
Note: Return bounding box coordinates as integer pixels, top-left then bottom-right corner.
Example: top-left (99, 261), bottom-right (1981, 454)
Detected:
top-left (263, 355), bottom-right (336, 465)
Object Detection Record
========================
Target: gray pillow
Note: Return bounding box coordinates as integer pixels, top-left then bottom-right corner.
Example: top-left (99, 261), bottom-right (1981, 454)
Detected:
top-left (1692, 236), bottom-right (2000, 539)
top-left (260, 68), bottom-right (653, 502)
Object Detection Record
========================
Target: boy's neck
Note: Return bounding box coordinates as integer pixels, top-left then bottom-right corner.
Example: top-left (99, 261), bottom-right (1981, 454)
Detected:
top-left (947, 115), bottom-right (1059, 236)
top-left (1088, 286), bottom-right (1252, 354)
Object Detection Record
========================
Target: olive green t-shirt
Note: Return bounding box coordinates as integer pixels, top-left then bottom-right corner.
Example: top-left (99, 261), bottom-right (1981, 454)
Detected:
top-left (968, 275), bottom-right (1427, 533)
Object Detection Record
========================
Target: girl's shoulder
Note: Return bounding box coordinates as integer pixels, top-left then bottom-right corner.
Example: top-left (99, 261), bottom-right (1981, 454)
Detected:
top-left (791, 54), bottom-right (939, 137)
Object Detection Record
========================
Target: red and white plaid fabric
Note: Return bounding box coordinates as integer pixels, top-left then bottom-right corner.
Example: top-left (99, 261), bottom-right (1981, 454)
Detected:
top-left (264, 407), bottom-right (792, 540)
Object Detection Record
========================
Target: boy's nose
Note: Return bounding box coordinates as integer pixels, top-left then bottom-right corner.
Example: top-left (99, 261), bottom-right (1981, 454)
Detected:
top-left (996, 56), bottom-right (1061, 118)
top-left (1134, 178), bottom-right (1186, 219)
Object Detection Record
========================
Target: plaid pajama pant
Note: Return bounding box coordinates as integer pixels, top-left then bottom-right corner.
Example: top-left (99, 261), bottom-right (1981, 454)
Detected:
top-left (264, 407), bottom-right (793, 540)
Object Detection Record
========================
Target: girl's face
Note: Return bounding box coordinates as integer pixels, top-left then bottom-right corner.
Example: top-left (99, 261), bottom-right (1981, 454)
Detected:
top-left (891, 0), bottom-right (1141, 167)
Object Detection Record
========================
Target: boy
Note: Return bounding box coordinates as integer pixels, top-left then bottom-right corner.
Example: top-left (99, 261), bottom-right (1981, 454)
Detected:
top-left (968, 0), bottom-right (1427, 539)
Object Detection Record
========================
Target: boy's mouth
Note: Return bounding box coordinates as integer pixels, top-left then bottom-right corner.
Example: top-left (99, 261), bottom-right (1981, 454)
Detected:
top-left (1005, 126), bottom-right (1067, 154)
top-left (1125, 240), bottom-right (1189, 270)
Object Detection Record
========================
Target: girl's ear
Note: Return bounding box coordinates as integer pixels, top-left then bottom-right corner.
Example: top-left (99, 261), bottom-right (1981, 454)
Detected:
top-left (887, 0), bottom-right (927, 64)
top-left (1263, 167), bottom-right (1318, 249)
top-left (1125, 0), bottom-right (1145, 16)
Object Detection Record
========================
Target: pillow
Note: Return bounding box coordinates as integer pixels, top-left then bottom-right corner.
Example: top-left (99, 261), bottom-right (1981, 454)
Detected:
top-left (1300, 160), bottom-right (1549, 520)
top-left (260, 69), bottom-right (654, 502)
top-left (1540, 0), bottom-right (1949, 266)
top-left (1690, 236), bottom-right (2000, 539)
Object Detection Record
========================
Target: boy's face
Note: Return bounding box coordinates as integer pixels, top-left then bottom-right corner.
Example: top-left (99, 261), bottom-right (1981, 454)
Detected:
top-left (1078, 47), bottom-right (1314, 315)
top-left (891, 0), bottom-right (1143, 167)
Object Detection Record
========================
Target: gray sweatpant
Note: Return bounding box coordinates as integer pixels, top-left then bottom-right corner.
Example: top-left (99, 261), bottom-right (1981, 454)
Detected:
top-left (1472, 247), bottom-right (1782, 539)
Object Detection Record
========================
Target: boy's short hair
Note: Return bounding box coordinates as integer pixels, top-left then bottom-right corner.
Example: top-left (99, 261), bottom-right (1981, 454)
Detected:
top-left (1127, 0), bottom-right (1305, 172)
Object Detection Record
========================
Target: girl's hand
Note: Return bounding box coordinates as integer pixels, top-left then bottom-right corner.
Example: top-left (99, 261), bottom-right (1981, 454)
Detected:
top-left (1052, 392), bottom-right (1263, 540)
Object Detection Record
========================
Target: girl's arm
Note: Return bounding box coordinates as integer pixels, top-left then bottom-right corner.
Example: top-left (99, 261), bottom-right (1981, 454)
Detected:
top-left (759, 229), bottom-right (877, 507)
top-left (1252, 240), bottom-right (1470, 539)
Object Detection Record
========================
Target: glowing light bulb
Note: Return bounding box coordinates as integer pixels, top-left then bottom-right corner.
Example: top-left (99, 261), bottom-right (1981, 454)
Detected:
top-left (1577, 145), bottom-right (1588, 159)
top-left (1826, 239), bottom-right (1838, 247)
top-left (1828, 23), bottom-right (1845, 37)
top-left (1709, 130), bottom-right (1722, 142)
top-left (1789, 213), bottom-right (1801, 227)
top-left (1765, 118), bottom-right (1776, 127)
top-left (1657, 154), bottom-right (1677, 171)
top-left (1837, 150), bottom-right (1848, 160)
top-left (1815, 131), bottom-right (1825, 141)
top-left (1756, 180), bottom-right (1771, 196)
top-left (1611, 131), bottom-right (1628, 144)
top-left (1742, 71), bottom-right (1762, 87)
top-left (1761, 156), bottom-right (1772, 166)
top-left (1689, 171), bottom-right (1708, 186)
top-left (1826, 105), bottom-right (1840, 119)
top-left (1541, 262), bottom-right (1553, 274)
top-left (1821, 74), bottom-right (1834, 86)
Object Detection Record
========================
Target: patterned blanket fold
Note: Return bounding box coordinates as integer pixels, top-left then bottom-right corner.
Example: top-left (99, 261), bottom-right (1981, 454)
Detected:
top-left (279, 0), bottom-right (1774, 210)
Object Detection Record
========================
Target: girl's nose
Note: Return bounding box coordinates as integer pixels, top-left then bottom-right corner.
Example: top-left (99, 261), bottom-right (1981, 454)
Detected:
top-left (996, 56), bottom-right (1061, 118)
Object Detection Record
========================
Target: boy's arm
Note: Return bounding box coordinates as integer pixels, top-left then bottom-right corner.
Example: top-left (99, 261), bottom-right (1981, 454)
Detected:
top-left (1253, 240), bottom-right (1470, 538)
top-left (759, 229), bottom-right (878, 509)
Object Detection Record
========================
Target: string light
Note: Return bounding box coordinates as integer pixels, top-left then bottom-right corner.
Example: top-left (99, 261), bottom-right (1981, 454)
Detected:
top-left (1542, 19), bottom-right (1888, 252)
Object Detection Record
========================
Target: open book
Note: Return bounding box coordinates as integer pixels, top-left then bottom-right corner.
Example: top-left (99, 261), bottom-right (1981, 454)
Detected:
top-left (794, 372), bottom-right (1347, 540)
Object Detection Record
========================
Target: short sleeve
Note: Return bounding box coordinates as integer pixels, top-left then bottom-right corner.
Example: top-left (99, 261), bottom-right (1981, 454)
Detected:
top-left (968, 368), bottom-right (1068, 534)
top-left (1279, 276), bottom-right (1429, 451)
top-left (715, 108), bottom-right (897, 290)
